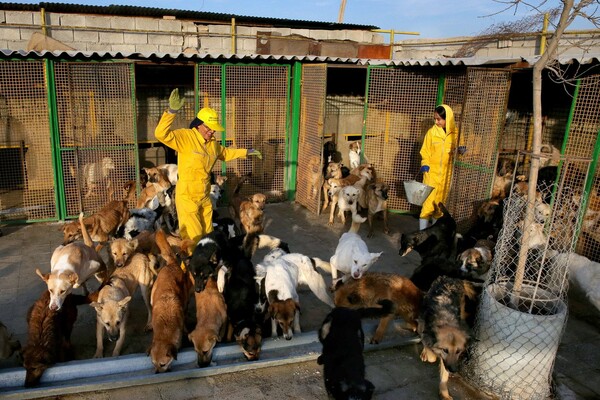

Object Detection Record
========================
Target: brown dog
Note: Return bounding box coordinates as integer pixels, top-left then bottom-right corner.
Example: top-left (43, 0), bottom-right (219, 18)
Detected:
top-left (366, 182), bottom-right (390, 238)
top-left (333, 272), bottom-right (422, 344)
top-left (418, 276), bottom-right (478, 400)
top-left (322, 161), bottom-right (345, 212)
top-left (148, 229), bottom-right (193, 373)
top-left (22, 291), bottom-right (88, 387)
top-left (188, 275), bottom-right (228, 367)
top-left (60, 200), bottom-right (130, 246)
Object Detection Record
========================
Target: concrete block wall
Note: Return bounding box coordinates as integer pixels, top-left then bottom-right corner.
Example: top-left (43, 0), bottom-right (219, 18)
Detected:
top-left (0, 9), bottom-right (386, 55)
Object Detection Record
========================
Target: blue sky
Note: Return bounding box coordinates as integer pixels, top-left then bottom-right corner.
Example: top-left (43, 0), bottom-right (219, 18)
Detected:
top-left (8, 0), bottom-right (598, 38)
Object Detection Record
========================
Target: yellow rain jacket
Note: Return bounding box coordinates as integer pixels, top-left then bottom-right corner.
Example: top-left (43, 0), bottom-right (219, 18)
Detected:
top-left (155, 111), bottom-right (248, 244)
top-left (419, 104), bottom-right (458, 219)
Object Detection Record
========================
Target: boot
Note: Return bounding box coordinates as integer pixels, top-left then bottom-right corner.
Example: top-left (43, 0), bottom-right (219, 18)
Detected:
top-left (419, 218), bottom-right (429, 230)
top-left (431, 217), bottom-right (437, 226)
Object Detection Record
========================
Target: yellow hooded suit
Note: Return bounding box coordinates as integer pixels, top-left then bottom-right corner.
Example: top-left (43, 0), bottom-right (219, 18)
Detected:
top-left (155, 111), bottom-right (248, 244)
top-left (419, 104), bottom-right (458, 220)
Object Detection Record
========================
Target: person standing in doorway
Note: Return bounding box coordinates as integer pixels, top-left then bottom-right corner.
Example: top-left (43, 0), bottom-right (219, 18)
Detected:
top-left (155, 88), bottom-right (262, 244)
top-left (419, 104), bottom-right (465, 230)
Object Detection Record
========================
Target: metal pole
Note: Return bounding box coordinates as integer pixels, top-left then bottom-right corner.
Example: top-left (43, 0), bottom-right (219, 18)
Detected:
top-left (540, 13), bottom-right (549, 55)
top-left (287, 62), bottom-right (302, 200)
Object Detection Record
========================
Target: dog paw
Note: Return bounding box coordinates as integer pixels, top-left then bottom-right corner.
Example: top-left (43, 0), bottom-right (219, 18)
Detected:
top-left (369, 337), bottom-right (380, 345)
top-left (420, 348), bottom-right (437, 363)
top-left (93, 351), bottom-right (103, 358)
top-left (327, 220), bottom-right (334, 226)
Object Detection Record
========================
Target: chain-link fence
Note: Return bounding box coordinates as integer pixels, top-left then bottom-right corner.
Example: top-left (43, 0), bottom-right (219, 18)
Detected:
top-left (464, 152), bottom-right (591, 399)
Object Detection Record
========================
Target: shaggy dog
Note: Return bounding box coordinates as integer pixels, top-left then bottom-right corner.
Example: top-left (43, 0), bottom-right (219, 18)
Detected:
top-left (317, 300), bottom-right (393, 400)
top-left (418, 276), bottom-right (478, 400)
top-left (148, 229), bottom-right (193, 373)
top-left (22, 291), bottom-right (88, 387)
top-left (458, 238), bottom-right (495, 281)
top-left (332, 272), bottom-right (422, 344)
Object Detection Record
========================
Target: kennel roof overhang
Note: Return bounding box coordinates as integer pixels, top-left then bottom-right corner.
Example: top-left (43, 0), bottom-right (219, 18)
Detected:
top-left (0, 2), bottom-right (379, 31)
top-left (1, 49), bottom-right (599, 68)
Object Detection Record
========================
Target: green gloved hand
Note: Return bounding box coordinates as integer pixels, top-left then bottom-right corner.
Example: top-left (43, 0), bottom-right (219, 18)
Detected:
top-left (168, 88), bottom-right (185, 112)
top-left (248, 149), bottom-right (262, 160)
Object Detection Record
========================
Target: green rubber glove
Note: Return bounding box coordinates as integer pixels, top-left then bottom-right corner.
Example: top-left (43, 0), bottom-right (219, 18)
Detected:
top-left (248, 149), bottom-right (262, 160)
top-left (168, 88), bottom-right (185, 112)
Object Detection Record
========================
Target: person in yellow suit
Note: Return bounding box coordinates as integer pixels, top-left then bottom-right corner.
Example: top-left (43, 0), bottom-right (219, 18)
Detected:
top-left (155, 88), bottom-right (262, 245)
top-left (419, 104), bottom-right (465, 230)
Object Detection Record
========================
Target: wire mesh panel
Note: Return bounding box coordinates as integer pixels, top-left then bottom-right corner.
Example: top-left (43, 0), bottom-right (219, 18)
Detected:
top-left (564, 75), bottom-right (600, 262)
top-left (464, 153), bottom-right (590, 400)
top-left (223, 65), bottom-right (289, 202)
top-left (364, 67), bottom-right (439, 212)
top-left (443, 71), bottom-right (467, 125)
top-left (447, 68), bottom-right (511, 232)
top-left (0, 61), bottom-right (57, 222)
top-left (197, 64), bottom-right (224, 179)
top-left (295, 64), bottom-right (327, 214)
top-left (54, 62), bottom-right (137, 217)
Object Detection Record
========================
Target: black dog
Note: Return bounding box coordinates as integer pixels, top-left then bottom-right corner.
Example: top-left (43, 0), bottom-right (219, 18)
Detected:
top-left (399, 202), bottom-right (457, 259)
top-left (186, 230), bottom-right (232, 293)
top-left (317, 300), bottom-right (393, 400)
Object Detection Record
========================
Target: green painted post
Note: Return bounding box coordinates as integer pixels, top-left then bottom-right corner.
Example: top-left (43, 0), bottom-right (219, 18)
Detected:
top-left (437, 73), bottom-right (446, 106)
top-left (45, 59), bottom-right (65, 221)
top-left (287, 62), bottom-right (302, 200)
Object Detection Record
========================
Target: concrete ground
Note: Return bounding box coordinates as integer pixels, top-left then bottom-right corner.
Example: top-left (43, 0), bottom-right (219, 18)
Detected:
top-left (0, 201), bottom-right (599, 399)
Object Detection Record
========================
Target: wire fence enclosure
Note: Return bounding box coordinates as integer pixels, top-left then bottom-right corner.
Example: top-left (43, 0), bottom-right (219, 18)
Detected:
top-left (464, 152), bottom-right (591, 399)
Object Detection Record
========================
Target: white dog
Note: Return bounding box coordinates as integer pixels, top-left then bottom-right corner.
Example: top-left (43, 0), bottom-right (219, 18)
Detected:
top-left (80, 156), bottom-right (115, 199)
top-left (348, 141), bottom-right (362, 169)
top-left (120, 208), bottom-right (158, 240)
top-left (330, 185), bottom-right (363, 225)
top-left (329, 216), bottom-right (382, 283)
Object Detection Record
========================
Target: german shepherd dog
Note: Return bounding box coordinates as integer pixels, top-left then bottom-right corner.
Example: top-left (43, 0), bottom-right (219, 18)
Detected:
top-left (333, 272), bottom-right (422, 344)
top-left (418, 276), bottom-right (478, 400)
top-left (317, 300), bottom-right (394, 400)
top-left (399, 202), bottom-right (456, 260)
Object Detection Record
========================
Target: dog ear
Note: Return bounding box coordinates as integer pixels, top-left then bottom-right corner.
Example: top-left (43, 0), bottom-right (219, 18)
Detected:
top-left (69, 271), bottom-right (80, 288)
top-left (35, 268), bottom-right (49, 282)
top-left (90, 301), bottom-right (102, 310)
top-left (118, 296), bottom-right (132, 308)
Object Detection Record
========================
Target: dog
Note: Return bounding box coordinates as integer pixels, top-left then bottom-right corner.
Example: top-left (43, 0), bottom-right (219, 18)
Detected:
top-left (366, 182), bottom-right (389, 238)
top-left (212, 216), bottom-right (241, 239)
top-left (458, 237), bottom-right (495, 281)
top-left (144, 166), bottom-right (172, 191)
top-left (38, 212), bottom-right (107, 311)
top-left (22, 291), bottom-right (88, 387)
top-left (210, 173), bottom-right (228, 213)
top-left (188, 275), bottom-right (228, 367)
top-left (322, 161), bottom-right (345, 212)
top-left (91, 238), bottom-right (156, 357)
top-left (399, 202), bottom-right (456, 260)
top-left (308, 154), bottom-right (324, 200)
top-left (317, 300), bottom-right (393, 400)
top-left (491, 157), bottom-right (515, 200)
top-left (418, 276), bottom-right (478, 400)
top-left (187, 230), bottom-right (232, 293)
top-left (229, 173), bottom-right (266, 235)
top-left (157, 163), bottom-right (178, 186)
top-left (330, 185), bottom-right (362, 225)
top-left (61, 200), bottom-right (130, 247)
top-left (329, 216), bottom-right (382, 284)
top-left (80, 156), bottom-right (115, 199)
top-left (348, 140), bottom-right (362, 169)
top-left (0, 321), bottom-right (21, 360)
top-left (148, 229), bottom-right (193, 373)
top-left (332, 272), bottom-right (422, 344)
top-left (117, 208), bottom-right (158, 240)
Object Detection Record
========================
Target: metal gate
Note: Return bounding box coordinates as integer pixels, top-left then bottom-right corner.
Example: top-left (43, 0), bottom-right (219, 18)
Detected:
top-left (198, 64), bottom-right (290, 202)
top-left (53, 62), bottom-right (138, 218)
top-left (447, 68), bottom-right (512, 230)
top-left (0, 60), bottom-right (56, 222)
top-left (295, 64), bottom-right (327, 214)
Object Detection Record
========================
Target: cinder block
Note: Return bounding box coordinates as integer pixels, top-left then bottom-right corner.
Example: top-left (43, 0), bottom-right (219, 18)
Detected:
top-left (5, 11), bottom-right (33, 25)
top-left (124, 32), bottom-right (148, 45)
top-left (0, 11), bottom-right (5, 24)
top-left (158, 19), bottom-right (181, 33)
top-left (0, 27), bottom-right (22, 41)
top-left (135, 17), bottom-right (158, 31)
top-left (200, 36), bottom-right (224, 51)
top-left (99, 31), bottom-right (124, 44)
top-left (181, 21), bottom-right (198, 33)
top-left (148, 33), bottom-right (171, 45)
top-left (86, 42), bottom-right (109, 52)
top-left (158, 44), bottom-right (183, 54)
top-left (237, 26), bottom-right (257, 37)
top-left (74, 30), bottom-right (99, 43)
top-left (209, 24), bottom-right (231, 35)
top-left (136, 43), bottom-right (160, 53)
top-left (60, 14), bottom-right (86, 27)
top-left (111, 44), bottom-right (137, 53)
top-left (51, 29), bottom-right (74, 43)
top-left (290, 28), bottom-right (310, 38)
top-left (239, 38), bottom-right (256, 52)
top-left (327, 30), bottom-right (346, 41)
top-left (345, 30), bottom-right (364, 43)
top-left (84, 15), bottom-right (110, 29)
top-left (309, 29), bottom-right (328, 41)
top-left (170, 35), bottom-right (184, 46)
top-left (111, 16), bottom-right (135, 31)
top-left (370, 32), bottom-right (385, 44)
top-left (183, 35), bottom-right (199, 49)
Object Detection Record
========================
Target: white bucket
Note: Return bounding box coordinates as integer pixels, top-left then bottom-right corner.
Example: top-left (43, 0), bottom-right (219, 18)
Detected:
top-left (403, 180), bottom-right (434, 206)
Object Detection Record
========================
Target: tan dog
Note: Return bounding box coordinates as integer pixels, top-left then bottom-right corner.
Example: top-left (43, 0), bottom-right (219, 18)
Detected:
top-left (38, 213), bottom-right (107, 311)
top-left (148, 229), bottom-right (193, 373)
top-left (366, 182), bottom-right (390, 238)
top-left (418, 276), bottom-right (478, 400)
top-left (491, 157), bottom-right (515, 200)
top-left (321, 161), bottom-right (345, 212)
top-left (60, 200), bottom-right (130, 247)
top-left (307, 154), bottom-right (323, 200)
top-left (157, 163), bottom-right (178, 186)
top-left (333, 272), bottom-right (422, 344)
top-left (79, 156), bottom-right (115, 199)
top-left (229, 174), bottom-right (265, 235)
top-left (239, 200), bottom-right (264, 235)
top-left (137, 166), bottom-right (172, 209)
top-left (188, 275), bottom-right (228, 367)
top-left (91, 238), bottom-right (156, 358)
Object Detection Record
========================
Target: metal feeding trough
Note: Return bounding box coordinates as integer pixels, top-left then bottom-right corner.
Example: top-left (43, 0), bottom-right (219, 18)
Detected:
top-left (403, 180), bottom-right (434, 206)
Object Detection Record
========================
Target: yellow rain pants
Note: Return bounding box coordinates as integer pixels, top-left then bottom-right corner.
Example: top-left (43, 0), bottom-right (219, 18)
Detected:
top-left (155, 111), bottom-right (247, 247)
top-left (419, 104), bottom-right (458, 220)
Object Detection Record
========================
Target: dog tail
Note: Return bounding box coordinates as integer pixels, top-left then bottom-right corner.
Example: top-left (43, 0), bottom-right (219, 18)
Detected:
top-left (155, 228), bottom-right (177, 265)
top-left (349, 213), bottom-right (367, 233)
top-left (123, 180), bottom-right (137, 201)
top-left (357, 299), bottom-right (395, 319)
top-left (78, 212), bottom-right (94, 249)
top-left (233, 172), bottom-right (252, 195)
top-left (312, 257), bottom-right (332, 273)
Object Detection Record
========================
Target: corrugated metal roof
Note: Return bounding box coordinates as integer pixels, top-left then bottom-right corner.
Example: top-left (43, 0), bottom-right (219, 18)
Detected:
top-left (1, 49), bottom-right (599, 67)
top-left (0, 2), bottom-right (379, 30)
